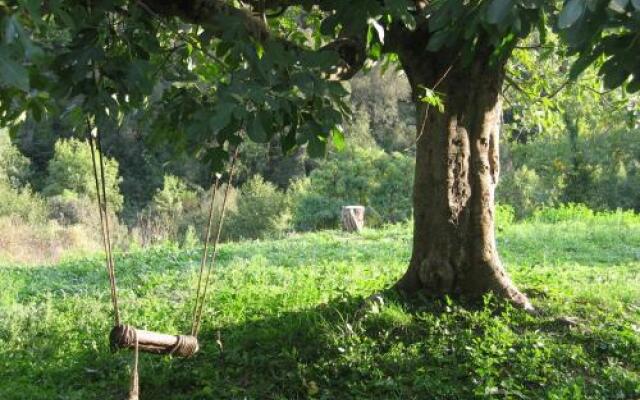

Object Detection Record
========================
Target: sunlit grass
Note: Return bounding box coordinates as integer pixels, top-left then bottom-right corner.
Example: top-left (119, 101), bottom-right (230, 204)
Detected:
top-left (0, 214), bottom-right (639, 399)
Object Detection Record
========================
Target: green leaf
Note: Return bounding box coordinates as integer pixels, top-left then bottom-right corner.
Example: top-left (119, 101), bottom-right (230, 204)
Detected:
top-left (487, 0), bottom-right (514, 24)
top-left (537, 9), bottom-right (548, 44)
top-left (569, 50), bottom-right (600, 80)
top-left (600, 60), bottom-right (629, 89)
top-left (209, 104), bottom-right (234, 133)
top-left (585, 0), bottom-right (599, 10)
top-left (281, 115), bottom-right (298, 154)
top-left (247, 111), bottom-right (272, 143)
top-left (0, 45), bottom-right (28, 91)
top-left (126, 59), bottom-right (153, 95)
top-left (307, 134), bottom-right (326, 158)
top-left (419, 87), bottom-right (445, 112)
top-left (331, 126), bottom-right (345, 151)
top-left (19, 0), bottom-right (42, 21)
top-left (559, 0), bottom-right (586, 29)
top-left (428, 4), bottom-right (452, 32)
top-left (369, 42), bottom-right (382, 59)
top-left (385, 0), bottom-right (416, 30)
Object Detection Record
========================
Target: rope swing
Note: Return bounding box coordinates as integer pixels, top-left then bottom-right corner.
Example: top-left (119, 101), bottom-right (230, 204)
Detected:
top-left (191, 147), bottom-right (239, 338)
top-left (86, 119), bottom-right (238, 398)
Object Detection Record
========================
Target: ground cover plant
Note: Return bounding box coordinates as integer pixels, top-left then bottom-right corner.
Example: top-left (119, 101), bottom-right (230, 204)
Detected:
top-left (0, 210), bottom-right (638, 399)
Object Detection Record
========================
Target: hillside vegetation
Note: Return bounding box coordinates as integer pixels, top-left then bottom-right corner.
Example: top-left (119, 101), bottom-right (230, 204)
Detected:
top-left (1, 210), bottom-right (639, 399)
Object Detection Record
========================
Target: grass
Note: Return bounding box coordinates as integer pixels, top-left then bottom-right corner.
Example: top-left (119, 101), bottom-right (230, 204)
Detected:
top-left (0, 212), bottom-right (639, 399)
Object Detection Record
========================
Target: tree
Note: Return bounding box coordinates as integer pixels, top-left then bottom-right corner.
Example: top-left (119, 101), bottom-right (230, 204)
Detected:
top-left (43, 138), bottom-right (124, 211)
top-left (501, 44), bottom-right (640, 214)
top-left (1, 0), bottom-right (639, 309)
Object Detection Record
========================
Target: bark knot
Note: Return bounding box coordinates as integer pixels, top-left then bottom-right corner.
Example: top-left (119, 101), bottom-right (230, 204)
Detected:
top-left (447, 125), bottom-right (471, 223)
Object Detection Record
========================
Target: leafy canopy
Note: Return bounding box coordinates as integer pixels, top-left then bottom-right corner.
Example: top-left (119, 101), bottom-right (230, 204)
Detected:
top-left (0, 0), bottom-right (638, 168)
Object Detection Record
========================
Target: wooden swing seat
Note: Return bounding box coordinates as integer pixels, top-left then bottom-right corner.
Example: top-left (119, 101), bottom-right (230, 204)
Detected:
top-left (110, 325), bottom-right (199, 358)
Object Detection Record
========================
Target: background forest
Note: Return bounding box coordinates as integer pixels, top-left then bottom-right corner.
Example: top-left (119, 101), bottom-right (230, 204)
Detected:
top-left (1, 47), bottom-right (639, 263)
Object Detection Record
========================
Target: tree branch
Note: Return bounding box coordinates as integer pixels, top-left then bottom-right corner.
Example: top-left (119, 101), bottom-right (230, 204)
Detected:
top-left (136, 0), bottom-right (365, 80)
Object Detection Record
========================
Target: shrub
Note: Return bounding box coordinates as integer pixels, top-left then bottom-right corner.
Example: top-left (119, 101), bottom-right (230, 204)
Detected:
top-left (496, 165), bottom-right (553, 219)
top-left (502, 127), bottom-right (640, 214)
top-left (527, 203), bottom-right (640, 225)
top-left (235, 140), bottom-right (307, 188)
top-left (136, 175), bottom-right (202, 245)
top-left (370, 152), bottom-right (414, 223)
top-left (43, 138), bottom-right (124, 212)
top-left (47, 194), bottom-right (96, 226)
top-left (226, 175), bottom-right (290, 240)
top-left (530, 203), bottom-right (595, 223)
top-left (495, 204), bottom-right (516, 228)
top-left (0, 133), bottom-right (32, 188)
top-left (134, 175), bottom-right (239, 246)
top-left (0, 133), bottom-right (45, 223)
top-left (289, 178), bottom-right (344, 231)
top-left (291, 147), bottom-right (414, 231)
top-left (150, 175), bottom-right (200, 217)
top-left (181, 225), bottom-right (200, 248)
top-left (0, 180), bottom-right (48, 223)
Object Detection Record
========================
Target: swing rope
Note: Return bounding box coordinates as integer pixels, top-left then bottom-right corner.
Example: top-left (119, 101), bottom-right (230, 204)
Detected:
top-left (191, 147), bottom-right (239, 338)
top-left (88, 120), bottom-right (238, 336)
top-left (128, 330), bottom-right (139, 400)
top-left (87, 119), bottom-right (120, 327)
top-left (190, 174), bottom-right (220, 333)
top-left (87, 118), bottom-right (238, 399)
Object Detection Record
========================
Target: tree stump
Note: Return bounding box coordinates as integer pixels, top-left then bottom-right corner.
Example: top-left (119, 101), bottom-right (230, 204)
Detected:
top-left (341, 206), bottom-right (365, 232)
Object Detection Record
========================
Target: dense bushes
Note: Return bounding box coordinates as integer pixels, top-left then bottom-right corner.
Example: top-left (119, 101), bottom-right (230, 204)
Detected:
top-left (43, 138), bottom-right (124, 212)
top-left (134, 148), bottom-right (414, 242)
top-left (288, 178), bottom-right (343, 231)
top-left (0, 182), bottom-right (48, 224)
top-left (0, 133), bottom-right (47, 223)
top-left (496, 166), bottom-right (557, 219)
top-left (134, 175), bottom-right (238, 246)
top-left (501, 118), bottom-right (640, 219)
top-left (291, 147), bottom-right (414, 231)
top-left (0, 134), bottom-right (32, 189)
top-left (0, 134), bottom-right (128, 263)
top-left (226, 176), bottom-right (290, 240)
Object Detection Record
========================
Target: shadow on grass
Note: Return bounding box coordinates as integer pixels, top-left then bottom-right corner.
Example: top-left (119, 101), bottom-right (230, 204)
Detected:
top-left (3, 289), bottom-right (639, 400)
top-left (122, 293), bottom-right (639, 399)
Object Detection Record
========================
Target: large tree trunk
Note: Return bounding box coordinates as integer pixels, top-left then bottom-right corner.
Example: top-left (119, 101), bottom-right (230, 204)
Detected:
top-left (396, 47), bottom-right (532, 310)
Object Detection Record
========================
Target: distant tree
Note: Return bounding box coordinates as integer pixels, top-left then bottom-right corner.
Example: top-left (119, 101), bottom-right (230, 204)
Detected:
top-left (501, 44), bottom-right (640, 213)
top-left (349, 65), bottom-right (415, 152)
top-left (226, 175), bottom-right (290, 240)
top-left (43, 138), bottom-right (123, 212)
top-left (0, 130), bottom-right (32, 188)
top-left (1, 0), bottom-right (639, 308)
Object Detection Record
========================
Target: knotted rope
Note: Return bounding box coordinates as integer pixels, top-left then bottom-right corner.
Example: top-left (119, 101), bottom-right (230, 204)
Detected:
top-left (128, 330), bottom-right (139, 400)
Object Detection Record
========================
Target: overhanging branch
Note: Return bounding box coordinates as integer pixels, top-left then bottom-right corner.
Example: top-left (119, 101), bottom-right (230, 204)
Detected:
top-left (136, 0), bottom-right (365, 80)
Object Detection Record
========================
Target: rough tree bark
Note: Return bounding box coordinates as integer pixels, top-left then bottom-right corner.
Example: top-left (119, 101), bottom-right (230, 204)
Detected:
top-left (395, 41), bottom-right (533, 310)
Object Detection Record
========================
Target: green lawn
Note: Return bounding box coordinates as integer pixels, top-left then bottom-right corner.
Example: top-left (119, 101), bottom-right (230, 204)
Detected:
top-left (1, 214), bottom-right (639, 399)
